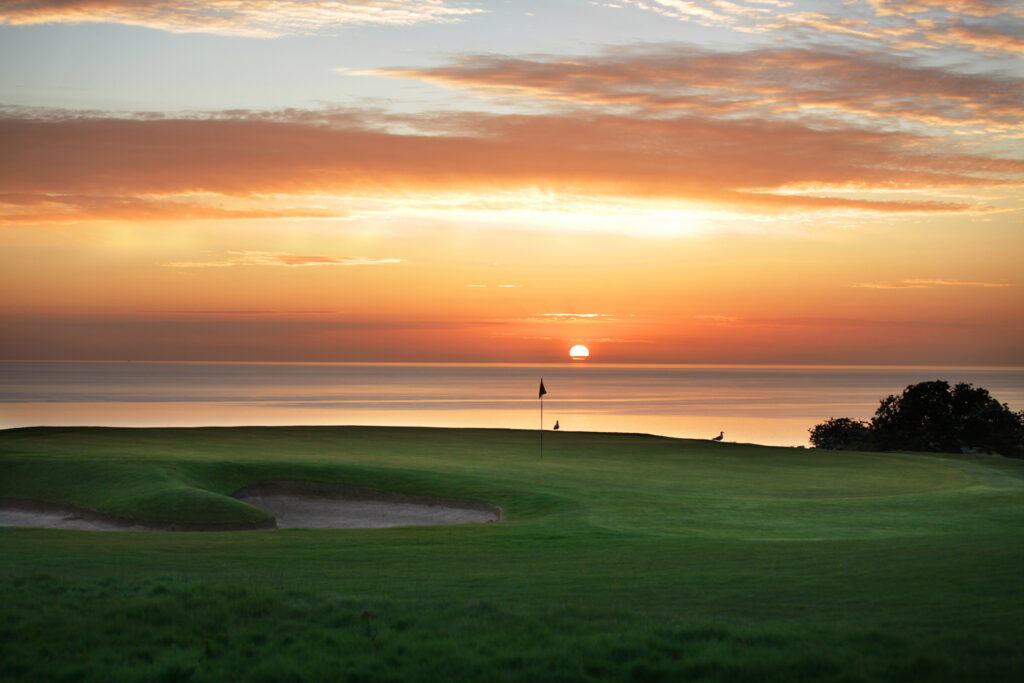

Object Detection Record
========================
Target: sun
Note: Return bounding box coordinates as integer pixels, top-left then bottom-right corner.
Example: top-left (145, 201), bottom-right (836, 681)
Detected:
top-left (569, 344), bottom-right (590, 361)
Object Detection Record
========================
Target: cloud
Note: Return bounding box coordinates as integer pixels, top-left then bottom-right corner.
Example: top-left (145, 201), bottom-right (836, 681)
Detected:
top-left (866, 0), bottom-right (1024, 21)
top-left (851, 281), bottom-right (931, 290)
top-left (584, 337), bottom-right (655, 344)
top-left (853, 278), bottom-right (1015, 289)
top-left (926, 22), bottom-right (1024, 55)
top-left (0, 1), bottom-right (483, 37)
top-left (165, 251), bottom-right (405, 268)
top-left (695, 314), bottom-right (986, 329)
top-left (616, 0), bottom-right (1024, 55)
top-left (0, 192), bottom-right (339, 223)
top-left (0, 312), bottom-right (558, 362)
top-left (374, 45), bottom-right (1024, 134)
top-left (141, 309), bottom-right (279, 315)
top-left (538, 313), bottom-right (619, 321)
top-left (694, 314), bottom-right (740, 325)
top-left (764, 316), bottom-right (986, 329)
top-left (2, 106), bottom-right (1017, 223)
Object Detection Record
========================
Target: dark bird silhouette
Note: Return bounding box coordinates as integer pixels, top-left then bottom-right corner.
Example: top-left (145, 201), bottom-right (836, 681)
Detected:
top-left (711, 431), bottom-right (724, 442)
top-left (553, 420), bottom-right (560, 430)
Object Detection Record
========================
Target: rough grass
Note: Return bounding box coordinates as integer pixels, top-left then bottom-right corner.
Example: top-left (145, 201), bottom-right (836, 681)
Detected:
top-left (2, 426), bottom-right (1023, 681)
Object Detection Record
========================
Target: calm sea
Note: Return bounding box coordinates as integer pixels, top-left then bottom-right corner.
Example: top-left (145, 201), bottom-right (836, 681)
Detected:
top-left (1, 362), bottom-right (1022, 447)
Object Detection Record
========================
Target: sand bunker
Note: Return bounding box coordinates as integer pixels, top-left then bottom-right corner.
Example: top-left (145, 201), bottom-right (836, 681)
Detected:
top-left (236, 494), bottom-right (496, 529)
top-left (0, 507), bottom-right (148, 531)
top-left (0, 483), bottom-right (500, 531)
top-left (0, 497), bottom-right (276, 532)
top-left (234, 481), bottom-right (499, 529)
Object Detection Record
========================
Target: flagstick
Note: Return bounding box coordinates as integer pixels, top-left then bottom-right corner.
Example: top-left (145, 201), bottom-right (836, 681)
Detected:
top-left (538, 377), bottom-right (547, 461)
top-left (540, 393), bottom-right (544, 461)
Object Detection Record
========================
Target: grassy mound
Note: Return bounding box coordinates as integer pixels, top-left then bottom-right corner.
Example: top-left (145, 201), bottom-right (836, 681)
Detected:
top-left (2, 426), bottom-right (1023, 681)
top-left (1, 456), bottom-right (272, 525)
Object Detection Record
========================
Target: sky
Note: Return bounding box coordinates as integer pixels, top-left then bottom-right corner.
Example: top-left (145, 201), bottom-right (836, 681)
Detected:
top-left (1, 0), bottom-right (1022, 365)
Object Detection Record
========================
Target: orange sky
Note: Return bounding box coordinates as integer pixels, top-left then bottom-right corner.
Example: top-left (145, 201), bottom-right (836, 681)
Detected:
top-left (1, 1), bottom-right (1022, 364)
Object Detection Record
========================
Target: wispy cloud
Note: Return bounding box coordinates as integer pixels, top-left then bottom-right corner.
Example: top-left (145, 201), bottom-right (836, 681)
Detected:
top-left (141, 309), bottom-right (279, 315)
top-left (925, 22), bottom-right (1024, 55)
top-left (614, 0), bottom-right (1024, 55)
top-left (165, 251), bottom-right (405, 268)
top-left (866, 0), bottom-right (1024, 21)
top-left (585, 337), bottom-right (655, 344)
top-left (0, 1), bottom-right (483, 37)
top-left (539, 313), bottom-right (619, 321)
top-left (0, 192), bottom-right (338, 224)
top-left (374, 45), bottom-right (1024, 134)
top-left (694, 314), bottom-right (740, 325)
top-left (696, 314), bottom-right (986, 329)
top-left (852, 281), bottom-right (931, 290)
top-left (854, 278), bottom-right (1015, 289)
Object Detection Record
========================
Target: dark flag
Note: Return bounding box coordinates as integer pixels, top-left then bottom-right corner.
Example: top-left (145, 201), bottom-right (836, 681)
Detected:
top-left (539, 379), bottom-right (547, 398)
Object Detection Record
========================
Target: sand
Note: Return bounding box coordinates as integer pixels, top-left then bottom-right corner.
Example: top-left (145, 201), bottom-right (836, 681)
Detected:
top-left (0, 483), bottom-right (500, 531)
top-left (0, 507), bottom-right (151, 531)
top-left (234, 493), bottom-right (498, 529)
top-left (234, 481), bottom-right (500, 529)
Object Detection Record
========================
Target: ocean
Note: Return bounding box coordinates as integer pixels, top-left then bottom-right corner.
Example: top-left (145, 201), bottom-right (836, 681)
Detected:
top-left (2, 361), bottom-right (1022, 447)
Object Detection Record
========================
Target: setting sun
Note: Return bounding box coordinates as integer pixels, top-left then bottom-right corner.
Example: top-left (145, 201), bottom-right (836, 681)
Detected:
top-left (569, 345), bottom-right (590, 360)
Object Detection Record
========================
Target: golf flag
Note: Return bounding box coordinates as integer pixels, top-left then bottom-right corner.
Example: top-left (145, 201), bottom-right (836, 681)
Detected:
top-left (539, 379), bottom-right (547, 398)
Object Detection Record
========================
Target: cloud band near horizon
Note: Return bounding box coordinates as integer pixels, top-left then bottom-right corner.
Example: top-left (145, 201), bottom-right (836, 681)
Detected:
top-left (164, 251), bottom-right (405, 268)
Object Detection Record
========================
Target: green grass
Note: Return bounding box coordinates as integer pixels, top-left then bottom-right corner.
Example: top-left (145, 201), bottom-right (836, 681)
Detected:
top-left (2, 426), bottom-right (1023, 681)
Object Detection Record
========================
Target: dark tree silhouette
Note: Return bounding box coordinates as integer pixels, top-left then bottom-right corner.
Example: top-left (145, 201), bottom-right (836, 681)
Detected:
top-left (947, 383), bottom-right (1024, 457)
top-left (872, 380), bottom-right (957, 452)
top-left (808, 417), bottom-right (872, 451)
top-left (810, 381), bottom-right (1024, 457)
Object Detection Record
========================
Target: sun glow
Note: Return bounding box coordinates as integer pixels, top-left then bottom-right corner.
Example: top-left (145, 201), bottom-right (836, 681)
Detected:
top-left (569, 344), bottom-right (590, 360)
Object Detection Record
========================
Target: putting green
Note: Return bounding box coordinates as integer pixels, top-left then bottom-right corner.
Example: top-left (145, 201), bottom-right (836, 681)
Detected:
top-left (0, 426), bottom-right (1016, 541)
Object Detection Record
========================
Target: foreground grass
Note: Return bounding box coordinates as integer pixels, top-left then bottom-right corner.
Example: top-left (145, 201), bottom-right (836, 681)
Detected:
top-left (2, 426), bottom-right (1023, 681)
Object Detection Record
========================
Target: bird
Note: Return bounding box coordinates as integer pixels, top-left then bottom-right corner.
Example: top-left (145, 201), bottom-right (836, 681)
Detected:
top-left (711, 431), bottom-right (724, 442)
top-left (553, 420), bottom-right (560, 430)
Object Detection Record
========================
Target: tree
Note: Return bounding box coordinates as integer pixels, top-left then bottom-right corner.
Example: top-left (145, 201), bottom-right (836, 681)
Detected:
top-left (809, 381), bottom-right (1024, 458)
top-left (809, 417), bottom-right (872, 450)
top-left (871, 380), bottom-right (957, 452)
top-left (948, 383), bottom-right (1024, 457)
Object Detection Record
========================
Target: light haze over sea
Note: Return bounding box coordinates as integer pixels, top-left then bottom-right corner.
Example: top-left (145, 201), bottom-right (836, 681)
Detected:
top-left (2, 362), bottom-right (1022, 447)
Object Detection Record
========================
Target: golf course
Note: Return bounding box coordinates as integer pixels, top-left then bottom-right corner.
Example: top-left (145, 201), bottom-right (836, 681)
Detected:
top-left (2, 425), bottom-right (1022, 681)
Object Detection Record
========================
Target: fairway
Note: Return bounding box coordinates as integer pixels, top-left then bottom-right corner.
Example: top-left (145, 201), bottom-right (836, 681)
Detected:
top-left (2, 426), bottom-right (1023, 681)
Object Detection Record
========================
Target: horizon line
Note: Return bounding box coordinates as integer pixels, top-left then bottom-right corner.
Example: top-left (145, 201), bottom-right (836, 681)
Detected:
top-left (2, 360), bottom-right (1022, 372)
